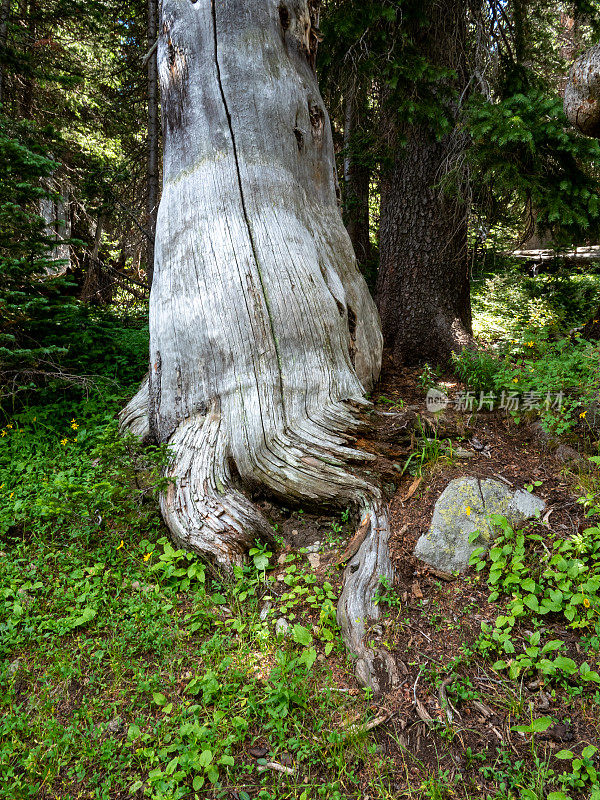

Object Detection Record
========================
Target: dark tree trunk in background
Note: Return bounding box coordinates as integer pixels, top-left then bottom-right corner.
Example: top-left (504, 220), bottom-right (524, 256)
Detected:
top-left (146, 0), bottom-right (159, 288)
top-left (343, 82), bottom-right (372, 275)
top-left (376, 0), bottom-right (473, 366)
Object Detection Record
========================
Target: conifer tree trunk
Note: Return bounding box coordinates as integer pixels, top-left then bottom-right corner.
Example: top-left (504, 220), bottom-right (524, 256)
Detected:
top-left (121, 0), bottom-right (395, 691)
top-left (376, 0), bottom-right (473, 365)
top-left (564, 42), bottom-right (600, 138)
top-left (343, 82), bottom-right (372, 273)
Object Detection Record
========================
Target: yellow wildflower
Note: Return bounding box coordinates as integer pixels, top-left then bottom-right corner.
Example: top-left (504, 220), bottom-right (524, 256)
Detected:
top-left (9, 492), bottom-right (13, 499)
top-left (61, 438), bottom-right (68, 446)
top-left (580, 411), bottom-right (587, 419)
top-left (6, 424), bottom-right (12, 429)
top-left (584, 597), bottom-right (591, 608)
top-left (527, 341), bottom-right (534, 347)
top-left (71, 422), bottom-right (79, 430)
top-left (513, 378), bottom-right (519, 383)
top-left (71, 418), bottom-right (76, 424)
top-left (465, 506), bottom-right (471, 516)
top-left (116, 540), bottom-right (124, 550)
top-left (1, 431), bottom-right (6, 437)
top-left (143, 553), bottom-right (151, 562)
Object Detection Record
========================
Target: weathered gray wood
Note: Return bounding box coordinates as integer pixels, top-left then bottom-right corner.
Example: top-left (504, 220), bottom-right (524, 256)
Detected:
top-left (337, 500), bottom-right (399, 695)
top-left (565, 43), bottom-right (600, 137)
top-left (146, 0), bottom-right (159, 287)
top-left (122, 0), bottom-right (391, 689)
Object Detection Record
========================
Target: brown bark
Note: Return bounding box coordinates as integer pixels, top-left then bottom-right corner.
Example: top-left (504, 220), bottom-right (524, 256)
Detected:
top-left (20, 0), bottom-right (35, 118)
top-left (343, 83), bottom-right (372, 275)
top-left (376, 0), bottom-right (473, 366)
top-left (563, 42), bottom-right (600, 338)
top-left (81, 216), bottom-right (113, 304)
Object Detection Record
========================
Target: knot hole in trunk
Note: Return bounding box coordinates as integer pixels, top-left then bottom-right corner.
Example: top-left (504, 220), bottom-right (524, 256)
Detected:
top-left (278, 3), bottom-right (290, 31)
top-left (309, 101), bottom-right (324, 141)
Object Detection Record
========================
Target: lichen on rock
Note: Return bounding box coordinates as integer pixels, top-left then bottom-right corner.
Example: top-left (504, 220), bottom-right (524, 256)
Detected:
top-left (414, 477), bottom-right (545, 573)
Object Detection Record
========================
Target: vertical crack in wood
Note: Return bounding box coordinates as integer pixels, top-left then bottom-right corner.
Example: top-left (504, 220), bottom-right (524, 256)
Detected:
top-left (210, 0), bottom-right (285, 408)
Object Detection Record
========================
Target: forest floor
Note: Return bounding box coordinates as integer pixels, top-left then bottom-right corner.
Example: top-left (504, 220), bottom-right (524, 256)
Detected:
top-left (2, 260), bottom-right (600, 800)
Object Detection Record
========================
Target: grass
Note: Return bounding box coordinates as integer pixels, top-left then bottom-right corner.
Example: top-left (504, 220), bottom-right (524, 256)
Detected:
top-left (2, 261), bottom-right (600, 798)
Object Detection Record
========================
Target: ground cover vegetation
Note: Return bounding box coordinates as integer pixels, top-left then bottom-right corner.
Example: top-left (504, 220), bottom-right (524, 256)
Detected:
top-left (2, 0), bottom-right (600, 798)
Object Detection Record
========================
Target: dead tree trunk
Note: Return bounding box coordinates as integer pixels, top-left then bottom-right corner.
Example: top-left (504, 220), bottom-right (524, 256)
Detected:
top-left (564, 43), bottom-right (600, 138)
top-left (564, 44), bottom-right (600, 337)
top-left (121, 0), bottom-right (394, 691)
top-left (146, 0), bottom-right (159, 288)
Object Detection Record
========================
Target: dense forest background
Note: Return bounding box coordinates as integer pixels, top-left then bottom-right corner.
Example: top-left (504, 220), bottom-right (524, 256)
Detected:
top-left (2, 0), bottom-right (600, 402)
top-left (4, 3), bottom-right (600, 799)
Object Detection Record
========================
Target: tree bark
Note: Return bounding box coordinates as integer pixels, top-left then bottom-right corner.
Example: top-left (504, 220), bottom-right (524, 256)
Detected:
top-left (39, 178), bottom-right (71, 275)
top-left (343, 82), bottom-right (372, 275)
top-left (564, 44), bottom-right (600, 338)
top-left (121, 0), bottom-right (392, 691)
top-left (146, 0), bottom-right (159, 288)
top-left (376, 1), bottom-right (473, 366)
top-left (564, 43), bottom-right (600, 138)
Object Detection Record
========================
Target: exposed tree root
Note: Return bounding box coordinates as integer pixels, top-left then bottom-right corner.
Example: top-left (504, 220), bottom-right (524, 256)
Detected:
top-left (337, 501), bottom-right (399, 695)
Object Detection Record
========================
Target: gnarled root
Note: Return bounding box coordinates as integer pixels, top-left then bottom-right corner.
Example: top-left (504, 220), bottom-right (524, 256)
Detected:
top-left (160, 405), bottom-right (274, 569)
top-left (337, 500), bottom-right (399, 694)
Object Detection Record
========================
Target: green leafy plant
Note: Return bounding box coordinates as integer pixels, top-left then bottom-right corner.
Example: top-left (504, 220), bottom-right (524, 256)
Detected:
top-left (471, 514), bottom-right (600, 683)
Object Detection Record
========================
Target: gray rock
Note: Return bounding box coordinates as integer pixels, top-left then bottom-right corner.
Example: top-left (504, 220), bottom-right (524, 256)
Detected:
top-left (414, 477), bottom-right (545, 573)
top-left (105, 717), bottom-right (124, 735)
top-left (304, 542), bottom-right (321, 554)
top-left (259, 601), bottom-right (272, 621)
top-left (275, 617), bottom-right (290, 637)
top-left (8, 658), bottom-right (20, 677)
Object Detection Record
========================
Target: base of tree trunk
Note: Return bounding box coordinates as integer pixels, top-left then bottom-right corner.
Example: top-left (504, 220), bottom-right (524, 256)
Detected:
top-left (120, 390), bottom-right (397, 691)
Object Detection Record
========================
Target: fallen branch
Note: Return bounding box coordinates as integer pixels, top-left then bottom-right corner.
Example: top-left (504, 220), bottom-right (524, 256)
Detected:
top-left (345, 711), bottom-right (394, 735)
